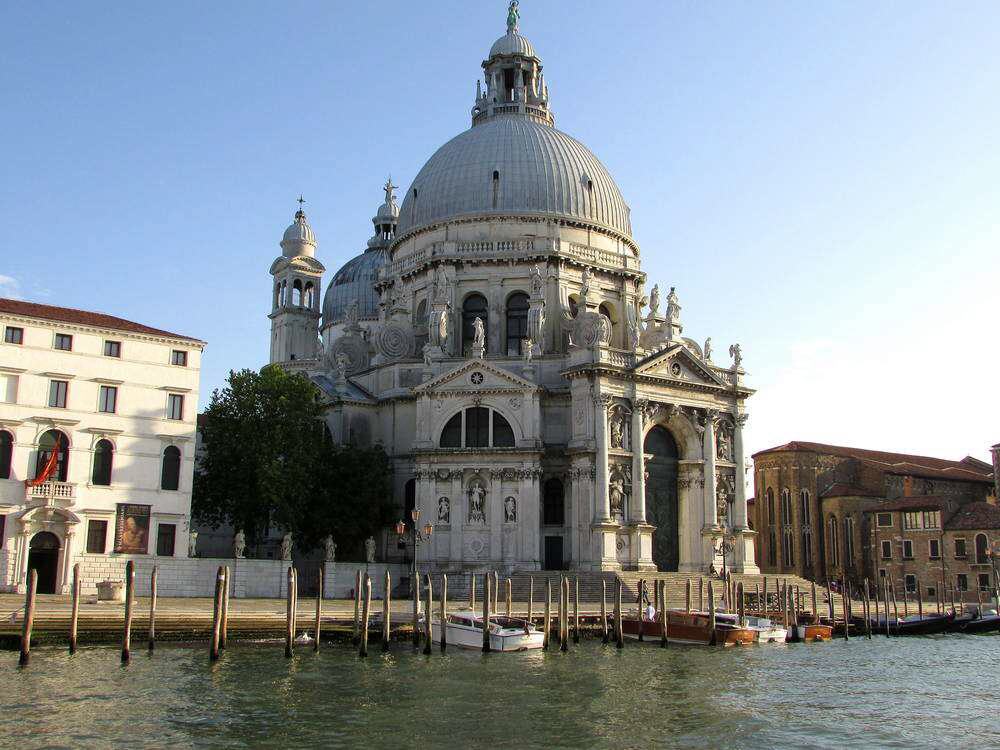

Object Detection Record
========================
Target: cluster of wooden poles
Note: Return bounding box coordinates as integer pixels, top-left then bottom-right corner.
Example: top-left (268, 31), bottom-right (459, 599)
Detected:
top-left (22, 562), bottom-right (971, 668)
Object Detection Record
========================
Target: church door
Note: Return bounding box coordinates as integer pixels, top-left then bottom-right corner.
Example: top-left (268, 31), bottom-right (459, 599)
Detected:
top-left (544, 536), bottom-right (564, 571)
top-left (644, 426), bottom-right (679, 571)
top-left (27, 531), bottom-right (61, 594)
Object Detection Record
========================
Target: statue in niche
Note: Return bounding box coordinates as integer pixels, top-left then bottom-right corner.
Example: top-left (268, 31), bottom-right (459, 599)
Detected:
top-left (609, 476), bottom-right (626, 522)
top-left (648, 284), bottom-right (660, 317)
top-left (365, 536), bottom-right (376, 563)
top-left (717, 427), bottom-right (733, 462)
top-left (323, 535), bottom-right (337, 562)
top-left (530, 263), bottom-right (544, 296)
top-left (468, 482), bottom-right (487, 524)
top-left (610, 410), bottom-right (625, 450)
top-left (716, 477), bottom-right (733, 525)
top-left (233, 530), bottom-right (246, 560)
top-left (504, 496), bottom-right (517, 523)
top-left (422, 343), bottom-right (434, 366)
top-left (280, 533), bottom-right (293, 561)
top-left (438, 496), bottom-right (451, 524)
top-left (188, 531), bottom-right (199, 558)
top-left (704, 337), bottom-right (713, 361)
top-left (473, 317), bottom-right (486, 349)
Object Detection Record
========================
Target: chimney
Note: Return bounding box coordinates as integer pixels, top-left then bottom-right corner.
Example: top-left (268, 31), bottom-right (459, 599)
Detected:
top-left (991, 443), bottom-right (1000, 500)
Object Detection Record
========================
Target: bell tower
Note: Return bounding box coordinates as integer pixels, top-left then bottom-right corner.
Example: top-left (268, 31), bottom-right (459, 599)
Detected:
top-left (269, 198), bottom-right (325, 366)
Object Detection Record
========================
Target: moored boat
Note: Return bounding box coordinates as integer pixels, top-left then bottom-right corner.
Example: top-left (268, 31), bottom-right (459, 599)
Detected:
top-left (431, 610), bottom-right (544, 651)
top-left (621, 610), bottom-right (755, 646)
top-left (892, 612), bottom-right (955, 636)
top-left (956, 607), bottom-right (1000, 634)
top-left (794, 622), bottom-right (834, 642)
top-left (744, 616), bottom-right (788, 643)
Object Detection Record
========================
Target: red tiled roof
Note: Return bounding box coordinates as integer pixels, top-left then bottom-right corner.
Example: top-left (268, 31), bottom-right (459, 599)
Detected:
top-left (819, 483), bottom-right (883, 499)
top-left (0, 298), bottom-right (203, 343)
top-left (945, 501), bottom-right (1000, 531)
top-left (754, 441), bottom-right (992, 484)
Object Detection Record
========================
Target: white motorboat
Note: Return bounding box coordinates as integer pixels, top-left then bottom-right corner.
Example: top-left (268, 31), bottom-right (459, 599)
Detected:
top-left (431, 610), bottom-right (545, 651)
top-left (744, 615), bottom-right (788, 643)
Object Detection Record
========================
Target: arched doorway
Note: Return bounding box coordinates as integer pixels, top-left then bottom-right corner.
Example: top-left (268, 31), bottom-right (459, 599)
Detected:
top-left (28, 531), bottom-right (61, 594)
top-left (644, 426), bottom-right (679, 571)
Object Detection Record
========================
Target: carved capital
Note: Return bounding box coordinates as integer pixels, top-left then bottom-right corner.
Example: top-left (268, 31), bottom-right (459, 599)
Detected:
top-left (592, 393), bottom-right (614, 411)
top-left (736, 413), bottom-right (749, 428)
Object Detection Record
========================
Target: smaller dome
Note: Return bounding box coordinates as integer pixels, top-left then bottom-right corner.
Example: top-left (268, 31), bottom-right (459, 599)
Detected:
top-left (376, 200), bottom-right (399, 220)
top-left (283, 210), bottom-right (315, 245)
top-left (321, 247), bottom-right (389, 327)
top-left (489, 32), bottom-right (536, 59)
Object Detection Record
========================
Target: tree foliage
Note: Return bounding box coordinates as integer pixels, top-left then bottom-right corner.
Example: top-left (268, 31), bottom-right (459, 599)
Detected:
top-left (193, 365), bottom-right (393, 556)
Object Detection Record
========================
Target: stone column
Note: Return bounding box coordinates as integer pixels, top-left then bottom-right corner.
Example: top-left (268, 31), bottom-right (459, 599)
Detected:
top-left (60, 529), bottom-right (76, 594)
top-left (630, 400), bottom-right (647, 523)
top-left (702, 410), bottom-right (719, 530)
top-left (594, 394), bottom-right (613, 522)
top-left (733, 414), bottom-right (749, 530)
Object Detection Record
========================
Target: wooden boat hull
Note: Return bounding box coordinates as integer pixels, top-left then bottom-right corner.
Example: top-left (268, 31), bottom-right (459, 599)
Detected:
top-left (795, 623), bottom-right (833, 642)
top-left (893, 613), bottom-right (955, 636)
top-left (621, 611), bottom-right (754, 646)
top-left (959, 615), bottom-right (1000, 634)
top-left (431, 614), bottom-right (545, 651)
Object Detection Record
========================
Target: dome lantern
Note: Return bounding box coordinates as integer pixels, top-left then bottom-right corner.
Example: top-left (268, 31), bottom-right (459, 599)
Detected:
top-left (369, 177), bottom-right (399, 249)
top-left (280, 196), bottom-right (317, 258)
top-left (472, 1), bottom-right (552, 128)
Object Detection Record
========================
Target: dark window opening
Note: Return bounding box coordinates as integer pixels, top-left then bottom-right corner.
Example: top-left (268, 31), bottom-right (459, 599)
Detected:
top-left (465, 407), bottom-right (490, 448)
top-left (505, 292), bottom-right (529, 355)
top-left (492, 412), bottom-right (515, 447)
top-left (543, 478), bottom-right (565, 526)
top-left (0, 431), bottom-right (12, 480)
top-left (91, 439), bottom-right (113, 486)
top-left (440, 413), bottom-right (462, 448)
top-left (462, 294), bottom-right (488, 356)
top-left (157, 524), bottom-right (177, 557)
top-left (160, 446), bottom-right (181, 490)
top-left (86, 520), bottom-right (107, 554)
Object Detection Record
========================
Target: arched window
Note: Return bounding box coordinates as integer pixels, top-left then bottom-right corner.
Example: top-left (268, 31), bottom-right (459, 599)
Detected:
top-left (0, 430), bottom-right (12, 480)
top-left (828, 516), bottom-right (839, 566)
top-left (280, 280), bottom-right (287, 306)
top-left (292, 279), bottom-right (303, 306)
top-left (439, 407), bottom-right (517, 449)
top-left (273, 283), bottom-right (280, 310)
top-left (462, 294), bottom-right (488, 356)
top-left (404, 478), bottom-right (416, 530)
top-left (766, 487), bottom-right (777, 566)
top-left (568, 295), bottom-right (580, 319)
top-left (543, 478), bottom-right (565, 526)
top-left (505, 292), bottom-right (529, 355)
top-left (160, 446), bottom-right (181, 491)
top-left (492, 170), bottom-right (500, 209)
top-left (91, 439), bottom-right (113, 486)
top-left (766, 488), bottom-right (775, 524)
top-left (844, 516), bottom-right (855, 568)
top-left (976, 533), bottom-right (989, 565)
top-left (800, 490), bottom-right (812, 568)
top-left (415, 299), bottom-right (429, 328)
top-left (36, 429), bottom-right (69, 482)
top-left (304, 282), bottom-right (315, 308)
top-left (780, 488), bottom-right (794, 568)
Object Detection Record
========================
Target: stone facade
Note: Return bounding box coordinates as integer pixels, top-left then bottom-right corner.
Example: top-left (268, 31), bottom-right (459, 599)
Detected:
top-left (0, 299), bottom-right (204, 594)
top-left (266, 11), bottom-right (758, 576)
top-left (752, 440), bottom-right (995, 589)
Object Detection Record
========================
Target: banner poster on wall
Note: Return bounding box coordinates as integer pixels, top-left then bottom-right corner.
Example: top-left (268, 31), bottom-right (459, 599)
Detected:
top-left (114, 503), bottom-right (151, 554)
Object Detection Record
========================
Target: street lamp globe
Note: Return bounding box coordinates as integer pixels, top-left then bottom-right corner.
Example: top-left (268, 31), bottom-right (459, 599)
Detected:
top-left (423, 522), bottom-right (433, 537)
top-left (395, 520), bottom-right (406, 536)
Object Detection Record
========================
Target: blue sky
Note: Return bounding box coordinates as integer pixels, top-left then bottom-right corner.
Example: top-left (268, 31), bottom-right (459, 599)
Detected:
top-left (1, 1), bottom-right (997, 464)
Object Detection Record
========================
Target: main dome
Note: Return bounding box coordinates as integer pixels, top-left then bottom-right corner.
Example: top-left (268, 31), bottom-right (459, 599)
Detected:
top-left (395, 117), bottom-right (632, 240)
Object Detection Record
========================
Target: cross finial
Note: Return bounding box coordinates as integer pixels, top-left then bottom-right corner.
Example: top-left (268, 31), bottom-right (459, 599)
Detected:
top-left (295, 194), bottom-right (306, 219)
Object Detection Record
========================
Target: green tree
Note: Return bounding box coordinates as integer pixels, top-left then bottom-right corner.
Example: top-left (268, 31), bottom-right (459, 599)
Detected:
top-left (193, 365), bottom-right (394, 555)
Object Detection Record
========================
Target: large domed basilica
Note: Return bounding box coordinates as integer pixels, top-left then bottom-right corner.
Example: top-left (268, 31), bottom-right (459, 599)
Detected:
top-left (267, 4), bottom-right (757, 574)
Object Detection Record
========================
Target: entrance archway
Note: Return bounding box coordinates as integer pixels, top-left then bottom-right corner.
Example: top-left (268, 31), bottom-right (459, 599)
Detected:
top-left (645, 426), bottom-right (679, 571)
top-left (28, 531), bottom-right (61, 594)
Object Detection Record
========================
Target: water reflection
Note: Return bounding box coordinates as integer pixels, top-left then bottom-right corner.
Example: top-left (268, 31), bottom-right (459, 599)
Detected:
top-left (2, 636), bottom-right (999, 749)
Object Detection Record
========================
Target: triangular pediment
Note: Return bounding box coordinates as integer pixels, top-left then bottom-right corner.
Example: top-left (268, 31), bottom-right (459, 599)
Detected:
top-left (414, 358), bottom-right (539, 395)
top-left (634, 344), bottom-right (728, 387)
top-left (269, 255), bottom-right (326, 276)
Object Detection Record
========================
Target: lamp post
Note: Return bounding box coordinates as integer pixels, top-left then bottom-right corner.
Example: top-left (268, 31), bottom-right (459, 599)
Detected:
top-left (716, 533), bottom-right (735, 578)
top-left (395, 509), bottom-right (434, 596)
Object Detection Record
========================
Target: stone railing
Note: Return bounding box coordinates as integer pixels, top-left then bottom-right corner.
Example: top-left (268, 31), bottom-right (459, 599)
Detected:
top-left (27, 481), bottom-right (75, 502)
top-left (567, 243), bottom-right (639, 271)
top-left (606, 348), bottom-right (637, 368)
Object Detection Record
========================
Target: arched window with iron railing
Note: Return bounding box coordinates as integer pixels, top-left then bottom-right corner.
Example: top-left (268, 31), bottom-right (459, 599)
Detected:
top-left (36, 429), bottom-right (69, 482)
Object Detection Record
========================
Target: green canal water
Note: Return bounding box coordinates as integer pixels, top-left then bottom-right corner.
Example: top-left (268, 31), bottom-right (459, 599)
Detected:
top-left (2, 635), bottom-right (998, 749)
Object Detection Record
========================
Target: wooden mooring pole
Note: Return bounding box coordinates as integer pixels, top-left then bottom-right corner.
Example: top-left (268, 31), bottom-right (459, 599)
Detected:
top-left (506, 577), bottom-right (512, 619)
top-left (382, 570), bottom-right (391, 651)
top-left (560, 577), bottom-right (569, 652)
top-left (482, 574), bottom-right (492, 653)
top-left (660, 580), bottom-right (668, 648)
top-left (210, 566), bottom-right (223, 661)
top-left (708, 579), bottom-right (717, 646)
top-left (698, 577), bottom-right (705, 612)
top-left (573, 577), bottom-right (580, 644)
top-left (353, 570), bottom-right (361, 646)
top-left (637, 579), bottom-right (645, 642)
top-left (527, 577), bottom-right (533, 626)
top-left (439, 574), bottom-right (448, 653)
top-left (360, 574), bottom-right (371, 658)
top-left (283, 567), bottom-right (294, 658)
top-left (616, 578), bottom-right (624, 649)
top-left (19, 569), bottom-right (37, 667)
top-left (412, 571), bottom-right (421, 649)
top-left (883, 576), bottom-right (892, 637)
top-left (314, 565), bottom-right (323, 652)
top-left (685, 578), bottom-right (691, 613)
top-left (543, 578), bottom-right (552, 650)
top-left (149, 566), bottom-right (159, 653)
top-left (69, 563), bottom-right (80, 655)
top-left (600, 579), bottom-right (608, 644)
top-left (917, 578), bottom-right (924, 621)
top-left (470, 572), bottom-right (476, 612)
top-left (121, 560), bottom-right (135, 664)
top-left (423, 574), bottom-right (433, 656)
top-left (220, 566), bottom-right (230, 651)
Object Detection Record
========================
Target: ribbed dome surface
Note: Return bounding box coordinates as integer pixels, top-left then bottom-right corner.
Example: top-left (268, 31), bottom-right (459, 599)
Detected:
top-left (489, 31), bottom-right (536, 58)
top-left (282, 212), bottom-right (315, 245)
top-left (321, 246), bottom-right (388, 325)
top-left (396, 118), bottom-right (632, 239)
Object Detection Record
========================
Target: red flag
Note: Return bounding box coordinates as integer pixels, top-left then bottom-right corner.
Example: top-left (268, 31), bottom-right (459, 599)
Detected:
top-left (25, 435), bottom-right (62, 488)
